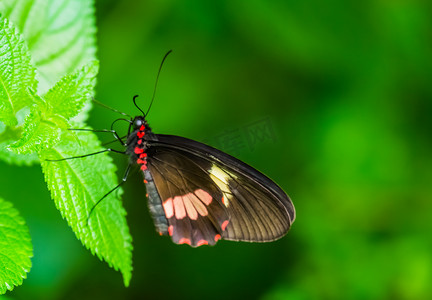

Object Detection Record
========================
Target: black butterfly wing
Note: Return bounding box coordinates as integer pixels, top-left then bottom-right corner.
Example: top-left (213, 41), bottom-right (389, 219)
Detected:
top-left (145, 134), bottom-right (295, 246)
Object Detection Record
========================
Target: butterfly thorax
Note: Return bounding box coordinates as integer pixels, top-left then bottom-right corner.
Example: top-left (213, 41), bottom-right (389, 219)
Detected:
top-left (125, 116), bottom-right (155, 168)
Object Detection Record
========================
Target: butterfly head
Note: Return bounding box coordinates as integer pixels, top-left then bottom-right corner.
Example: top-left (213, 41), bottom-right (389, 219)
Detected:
top-left (132, 116), bottom-right (146, 130)
top-left (131, 115), bottom-right (153, 136)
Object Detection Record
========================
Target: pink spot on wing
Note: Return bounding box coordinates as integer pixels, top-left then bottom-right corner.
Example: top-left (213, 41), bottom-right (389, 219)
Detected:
top-left (141, 165), bottom-right (147, 171)
top-left (139, 153), bottom-right (147, 158)
top-left (179, 238), bottom-right (191, 245)
top-left (173, 196), bottom-right (186, 219)
top-left (221, 220), bottom-right (229, 231)
top-left (137, 159), bottom-right (145, 164)
top-left (197, 240), bottom-right (209, 246)
top-left (168, 225), bottom-right (173, 236)
top-left (214, 234), bottom-right (221, 242)
top-left (163, 199), bottom-right (174, 218)
top-left (183, 194), bottom-right (198, 220)
top-left (191, 195), bottom-right (208, 217)
top-left (195, 189), bottom-right (212, 205)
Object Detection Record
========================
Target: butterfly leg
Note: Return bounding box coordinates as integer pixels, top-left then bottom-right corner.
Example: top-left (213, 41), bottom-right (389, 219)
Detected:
top-left (87, 164), bottom-right (132, 223)
top-left (68, 128), bottom-right (127, 146)
top-left (45, 148), bottom-right (126, 162)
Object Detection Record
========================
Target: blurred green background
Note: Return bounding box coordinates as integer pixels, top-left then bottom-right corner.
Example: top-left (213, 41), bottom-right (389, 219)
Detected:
top-left (2, 0), bottom-right (432, 299)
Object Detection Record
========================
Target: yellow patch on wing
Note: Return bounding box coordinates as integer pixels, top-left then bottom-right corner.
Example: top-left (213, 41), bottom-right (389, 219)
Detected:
top-left (208, 164), bottom-right (236, 207)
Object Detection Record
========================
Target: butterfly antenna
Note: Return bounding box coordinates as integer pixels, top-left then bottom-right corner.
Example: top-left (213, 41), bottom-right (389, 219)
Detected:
top-left (145, 49), bottom-right (173, 116)
top-left (133, 95), bottom-right (146, 116)
top-left (92, 97), bottom-right (132, 118)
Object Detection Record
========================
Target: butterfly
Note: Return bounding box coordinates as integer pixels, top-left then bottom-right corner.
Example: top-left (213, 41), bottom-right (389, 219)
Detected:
top-left (125, 114), bottom-right (296, 247)
top-left (60, 51), bottom-right (296, 247)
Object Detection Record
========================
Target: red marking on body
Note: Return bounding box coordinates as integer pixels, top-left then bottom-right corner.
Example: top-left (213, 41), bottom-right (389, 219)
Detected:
top-left (137, 159), bottom-right (145, 164)
top-left (221, 220), bottom-right (229, 231)
top-left (143, 179), bottom-right (148, 184)
top-left (137, 139), bottom-right (142, 145)
top-left (168, 225), bottom-right (173, 236)
top-left (163, 199), bottom-right (174, 218)
top-left (137, 132), bottom-right (144, 138)
top-left (179, 238), bottom-right (191, 245)
top-left (159, 231), bottom-right (163, 236)
top-left (139, 153), bottom-right (147, 158)
top-left (141, 165), bottom-right (147, 171)
top-left (146, 193), bottom-right (148, 197)
top-left (139, 125), bottom-right (145, 131)
top-left (221, 196), bottom-right (225, 205)
top-left (134, 147), bottom-right (144, 154)
top-left (214, 234), bottom-right (221, 242)
top-left (197, 240), bottom-right (209, 246)
top-left (173, 196), bottom-right (186, 219)
top-left (195, 189), bottom-right (212, 205)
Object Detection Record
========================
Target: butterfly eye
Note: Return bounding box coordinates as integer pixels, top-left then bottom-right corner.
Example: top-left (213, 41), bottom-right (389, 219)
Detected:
top-left (134, 118), bottom-right (143, 129)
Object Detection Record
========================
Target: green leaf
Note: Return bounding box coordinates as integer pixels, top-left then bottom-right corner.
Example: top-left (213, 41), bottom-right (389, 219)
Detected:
top-left (0, 17), bottom-right (37, 126)
top-left (7, 61), bottom-right (98, 155)
top-left (39, 130), bottom-right (133, 286)
top-left (0, 0), bottom-right (97, 94)
top-left (0, 109), bottom-right (39, 165)
top-left (0, 140), bottom-right (39, 165)
top-left (0, 198), bottom-right (33, 294)
top-left (0, 126), bottom-right (39, 165)
top-left (44, 61), bottom-right (99, 120)
top-left (0, 0), bottom-right (98, 161)
top-left (7, 106), bottom-right (67, 154)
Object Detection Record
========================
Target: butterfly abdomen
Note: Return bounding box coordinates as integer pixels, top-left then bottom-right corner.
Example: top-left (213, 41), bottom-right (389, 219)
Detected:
top-left (144, 170), bottom-right (169, 235)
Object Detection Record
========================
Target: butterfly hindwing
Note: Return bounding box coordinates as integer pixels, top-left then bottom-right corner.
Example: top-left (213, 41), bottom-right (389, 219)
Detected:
top-left (145, 134), bottom-right (295, 246)
top-left (146, 147), bottom-right (229, 246)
